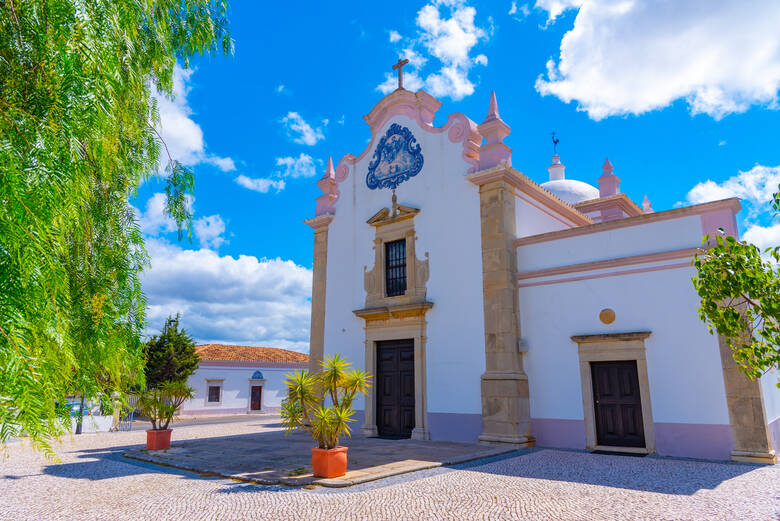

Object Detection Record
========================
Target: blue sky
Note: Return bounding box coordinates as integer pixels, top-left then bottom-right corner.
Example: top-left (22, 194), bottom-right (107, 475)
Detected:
top-left (135, 0), bottom-right (780, 351)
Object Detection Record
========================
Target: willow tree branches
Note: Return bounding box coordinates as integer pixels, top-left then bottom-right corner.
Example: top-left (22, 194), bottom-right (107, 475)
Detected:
top-left (0, 0), bottom-right (231, 456)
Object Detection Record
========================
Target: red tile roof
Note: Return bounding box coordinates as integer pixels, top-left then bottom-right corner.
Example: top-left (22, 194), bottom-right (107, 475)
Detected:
top-left (195, 344), bottom-right (309, 363)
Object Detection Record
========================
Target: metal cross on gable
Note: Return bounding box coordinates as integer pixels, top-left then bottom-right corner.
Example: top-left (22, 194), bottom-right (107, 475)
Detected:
top-left (392, 58), bottom-right (410, 90)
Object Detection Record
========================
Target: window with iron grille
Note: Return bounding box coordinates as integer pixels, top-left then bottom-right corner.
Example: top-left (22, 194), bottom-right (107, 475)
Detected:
top-left (207, 385), bottom-right (221, 403)
top-left (385, 239), bottom-right (407, 297)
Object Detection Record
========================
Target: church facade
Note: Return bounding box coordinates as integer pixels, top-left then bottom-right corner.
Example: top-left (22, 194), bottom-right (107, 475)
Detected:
top-left (304, 85), bottom-right (780, 463)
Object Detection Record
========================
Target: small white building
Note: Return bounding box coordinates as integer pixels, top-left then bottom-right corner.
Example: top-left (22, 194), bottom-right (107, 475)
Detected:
top-left (181, 344), bottom-right (308, 415)
top-left (303, 83), bottom-right (780, 464)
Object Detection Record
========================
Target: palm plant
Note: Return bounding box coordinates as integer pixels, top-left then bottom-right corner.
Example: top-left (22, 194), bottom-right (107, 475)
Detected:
top-left (281, 354), bottom-right (372, 449)
top-left (133, 381), bottom-right (194, 431)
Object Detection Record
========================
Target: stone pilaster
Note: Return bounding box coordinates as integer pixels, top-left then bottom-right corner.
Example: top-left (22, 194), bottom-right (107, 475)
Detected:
top-left (474, 170), bottom-right (534, 447)
top-left (304, 215), bottom-right (334, 373)
top-left (717, 333), bottom-right (777, 464)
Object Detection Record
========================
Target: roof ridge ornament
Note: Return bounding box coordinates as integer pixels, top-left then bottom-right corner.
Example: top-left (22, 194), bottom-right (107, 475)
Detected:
top-left (598, 157), bottom-right (620, 197)
top-left (477, 91), bottom-right (512, 170)
top-left (392, 58), bottom-right (410, 91)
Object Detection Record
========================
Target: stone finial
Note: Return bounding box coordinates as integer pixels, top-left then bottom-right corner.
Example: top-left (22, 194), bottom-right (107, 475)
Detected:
top-left (598, 157), bottom-right (620, 198)
top-left (315, 156), bottom-right (339, 215)
top-left (487, 91), bottom-right (499, 120)
top-left (477, 91), bottom-right (512, 170)
top-left (548, 154), bottom-right (565, 181)
top-left (602, 158), bottom-right (614, 175)
top-left (325, 156), bottom-right (335, 177)
top-left (643, 194), bottom-right (654, 213)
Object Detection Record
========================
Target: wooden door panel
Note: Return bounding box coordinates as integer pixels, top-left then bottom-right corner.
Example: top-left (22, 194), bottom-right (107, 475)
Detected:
top-left (250, 386), bottom-right (262, 411)
top-left (591, 361), bottom-right (645, 448)
top-left (376, 339), bottom-right (415, 438)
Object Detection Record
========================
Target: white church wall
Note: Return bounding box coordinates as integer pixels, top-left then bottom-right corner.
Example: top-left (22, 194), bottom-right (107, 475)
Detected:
top-left (322, 113), bottom-right (486, 441)
top-left (760, 369), bottom-right (780, 452)
top-left (518, 212), bottom-right (735, 460)
top-left (518, 214), bottom-right (704, 272)
top-left (515, 194), bottom-right (571, 238)
top-left (182, 364), bottom-right (298, 415)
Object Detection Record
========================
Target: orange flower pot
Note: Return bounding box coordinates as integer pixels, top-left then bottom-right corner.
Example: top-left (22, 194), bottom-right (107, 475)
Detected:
top-left (311, 446), bottom-right (348, 478)
top-left (146, 429), bottom-right (172, 450)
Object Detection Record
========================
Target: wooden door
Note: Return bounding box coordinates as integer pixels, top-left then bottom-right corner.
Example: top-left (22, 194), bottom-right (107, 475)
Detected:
top-left (376, 339), bottom-right (415, 438)
top-left (591, 361), bottom-right (645, 447)
top-left (250, 386), bottom-right (262, 411)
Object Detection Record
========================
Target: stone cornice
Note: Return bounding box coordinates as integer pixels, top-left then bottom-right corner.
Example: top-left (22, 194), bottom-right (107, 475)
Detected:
top-left (304, 214), bottom-right (334, 230)
top-left (571, 331), bottom-right (652, 343)
top-left (353, 301), bottom-right (434, 321)
top-left (516, 198), bottom-right (742, 247)
top-left (574, 193), bottom-right (644, 217)
top-left (466, 165), bottom-right (593, 227)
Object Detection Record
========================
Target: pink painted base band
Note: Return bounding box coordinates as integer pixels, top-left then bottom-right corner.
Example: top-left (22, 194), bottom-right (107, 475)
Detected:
top-left (531, 418), bottom-right (733, 460)
top-left (654, 422), bottom-right (732, 461)
top-left (531, 418), bottom-right (587, 450)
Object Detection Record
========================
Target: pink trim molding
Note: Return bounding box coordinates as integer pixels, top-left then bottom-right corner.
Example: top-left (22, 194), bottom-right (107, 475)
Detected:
top-left (517, 261), bottom-right (691, 288)
top-left (517, 248), bottom-right (698, 281)
top-left (313, 89), bottom-right (481, 216)
top-left (700, 208), bottom-right (739, 244)
top-left (516, 198), bottom-right (741, 247)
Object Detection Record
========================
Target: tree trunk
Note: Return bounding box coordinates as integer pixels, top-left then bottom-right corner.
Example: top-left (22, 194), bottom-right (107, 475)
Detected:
top-left (75, 394), bottom-right (85, 435)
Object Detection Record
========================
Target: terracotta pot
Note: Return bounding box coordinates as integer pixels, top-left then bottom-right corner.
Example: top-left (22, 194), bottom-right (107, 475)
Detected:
top-left (311, 446), bottom-right (348, 478)
top-left (146, 429), bottom-right (172, 450)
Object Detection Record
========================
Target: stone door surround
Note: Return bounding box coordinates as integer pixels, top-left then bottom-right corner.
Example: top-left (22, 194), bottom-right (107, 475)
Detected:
top-left (354, 199), bottom-right (432, 440)
top-left (571, 331), bottom-right (656, 454)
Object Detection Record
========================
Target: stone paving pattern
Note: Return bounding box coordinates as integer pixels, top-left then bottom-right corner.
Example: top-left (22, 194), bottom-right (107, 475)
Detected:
top-left (124, 420), bottom-right (513, 486)
top-left (2, 417), bottom-right (780, 520)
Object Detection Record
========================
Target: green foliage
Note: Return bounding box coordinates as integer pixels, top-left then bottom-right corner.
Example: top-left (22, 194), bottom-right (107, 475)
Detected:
top-left (693, 186), bottom-right (780, 383)
top-left (133, 380), bottom-right (194, 431)
top-left (0, 0), bottom-right (231, 455)
top-left (144, 314), bottom-right (200, 388)
top-left (280, 354), bottom-right (372, 450)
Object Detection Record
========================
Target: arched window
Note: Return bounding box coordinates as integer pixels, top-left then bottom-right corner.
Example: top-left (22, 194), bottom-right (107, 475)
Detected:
top-left (251, 370), bottom-right (264, 380)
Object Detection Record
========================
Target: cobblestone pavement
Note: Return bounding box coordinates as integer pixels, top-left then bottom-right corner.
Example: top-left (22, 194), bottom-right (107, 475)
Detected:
top-left (2, 418), bottom-right (779, 521)
top-left (124, 419), bottom-right (512, 487)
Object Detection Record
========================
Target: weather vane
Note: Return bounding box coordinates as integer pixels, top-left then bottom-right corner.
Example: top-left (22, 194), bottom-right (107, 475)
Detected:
top-left (551, 131), bottom-right (560, 155)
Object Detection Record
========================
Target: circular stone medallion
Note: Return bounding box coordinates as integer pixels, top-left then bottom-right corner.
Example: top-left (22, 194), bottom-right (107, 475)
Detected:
top-left (599, 308), bottom-right (616, 324)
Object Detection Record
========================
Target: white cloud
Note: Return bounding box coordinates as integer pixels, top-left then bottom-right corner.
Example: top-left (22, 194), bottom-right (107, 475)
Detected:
top-left (281, 111), bottom-right (325, 146)
top-left (137, 192), bottom-right (225, 249)
top-left (509, 2), bottom-right (531, 20)
top-left (535, 1), bottom-right (780, 120)
top-left (154, 65), bottom-right (235, 171)
top-left (379, 0), bottom-right (489, 101)
top-left (718, 140), bottom-right (727, 147)
top-left (137, 193), bottom-right (177, 236)
top-left (685, 165), bottom-right (780, 208)
top-left (234, 175), bottom-right (286, 194)
top-left (193, 214), bottom-right (227, 250)
top-left (275, 153), bottom-right (320, 179)
top-left (234, 154), bottom-right (321, 195)
top-left (684, 164), bottom-right (780, 256)
top-left (743, 223), bottom-right (780, 251)
top-left (142, 238), bottom-right (312, 351)
top-left (534, 0), bottom-right (582, 24)
top-left (276, 84), bottom-right (286, 94)
top-left (389, 30), bottom-right (402, 42)
top-left (337, 115), bottom-right (346, 125)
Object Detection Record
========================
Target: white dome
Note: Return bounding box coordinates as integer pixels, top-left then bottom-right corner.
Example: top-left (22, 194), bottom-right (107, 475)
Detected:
top-left (540, 179), bottom-right (599, 205)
